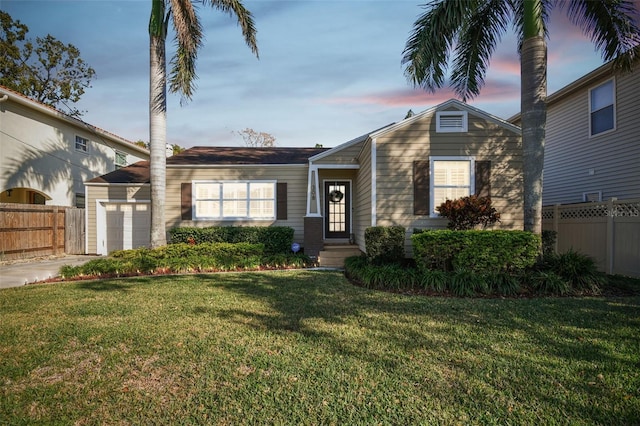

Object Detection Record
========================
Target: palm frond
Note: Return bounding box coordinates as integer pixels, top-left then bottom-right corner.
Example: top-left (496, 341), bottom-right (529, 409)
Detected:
top-left (402, 0), bottom-right (480, 94)
top-left (168, 0), bottom-right (203, 101)
top-left (450, 0), bottom-right (513, 101)
top-left (202, 0), bottom-right (259, 58)
top-left (562, 0), bottom-right (640, 70)
top-left (511, 0), bottom-right (553, 52)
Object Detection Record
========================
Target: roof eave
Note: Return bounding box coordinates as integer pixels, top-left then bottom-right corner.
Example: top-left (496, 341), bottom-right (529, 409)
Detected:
top-left (0, 86), bottom-right (149, 156)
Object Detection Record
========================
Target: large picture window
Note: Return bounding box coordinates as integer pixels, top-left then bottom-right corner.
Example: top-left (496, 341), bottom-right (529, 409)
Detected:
top-left (430, 157), bottom-right (474, 217)
top-left (590, 79), bottom-right (615, 136)
top-left (193, 181), bottom-right (275, 220)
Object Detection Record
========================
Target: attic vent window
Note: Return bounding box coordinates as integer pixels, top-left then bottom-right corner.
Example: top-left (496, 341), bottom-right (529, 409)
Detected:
top-left (436, 111), bottom-right (468, 133)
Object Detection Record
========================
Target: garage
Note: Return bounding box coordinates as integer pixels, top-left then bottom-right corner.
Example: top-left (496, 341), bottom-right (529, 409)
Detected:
top-left (97, 202), bottom-right (150, 255)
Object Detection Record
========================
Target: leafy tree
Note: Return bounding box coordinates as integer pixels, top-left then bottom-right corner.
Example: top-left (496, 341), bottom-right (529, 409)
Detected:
top-left (236, 128), bottom-right (276, 147)
top-left (148, 0), bottom-right (258, 248)
top-left (402, 0), bottom-right (639, 234)
top-left (0, 11), bottom-right (95, 117)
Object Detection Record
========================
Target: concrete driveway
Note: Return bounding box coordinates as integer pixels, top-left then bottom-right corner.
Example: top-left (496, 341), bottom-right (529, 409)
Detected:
top-left (0, 255), bottom-right (101, 289)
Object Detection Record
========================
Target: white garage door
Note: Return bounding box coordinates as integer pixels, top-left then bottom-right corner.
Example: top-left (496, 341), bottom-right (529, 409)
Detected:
top-left (103, 202), bottom-right (150, 254)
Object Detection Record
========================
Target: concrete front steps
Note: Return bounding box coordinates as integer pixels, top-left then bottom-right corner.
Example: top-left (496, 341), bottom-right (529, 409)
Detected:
top-left (318, 244), bottom-right (362, 268)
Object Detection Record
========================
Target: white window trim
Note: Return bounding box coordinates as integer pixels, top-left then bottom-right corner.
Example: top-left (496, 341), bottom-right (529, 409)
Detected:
top-left (436, 111), bottom-right (468, 133)
top-left (588, 77), bottom-right (616, 137)
top-left (429, 156), bottom-right (475, 218)
top-left (192, 180), bottom-right (277, 221)
top-left (75, 135), bottom-right (88, 153)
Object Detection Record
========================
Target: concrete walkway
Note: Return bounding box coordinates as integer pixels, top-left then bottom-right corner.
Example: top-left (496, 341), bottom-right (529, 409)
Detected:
top-left (0, 255), bottom-right (101, 289)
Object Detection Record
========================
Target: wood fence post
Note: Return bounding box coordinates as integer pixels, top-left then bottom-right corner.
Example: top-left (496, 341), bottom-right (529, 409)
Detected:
top-left (52, 206), bottom-right (59, 255)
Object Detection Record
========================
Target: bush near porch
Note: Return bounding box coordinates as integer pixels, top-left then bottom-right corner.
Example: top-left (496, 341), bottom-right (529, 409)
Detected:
top-left (346, 226), bottom-right (609, 297)
top-left (169, 226), bottom-right (295, 255)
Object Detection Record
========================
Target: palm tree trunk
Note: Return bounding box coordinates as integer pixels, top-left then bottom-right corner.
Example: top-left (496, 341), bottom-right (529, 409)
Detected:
top-left (149, 30), bottom-right (167, 248)
top-left (521, 0), bottom-right (547, 235)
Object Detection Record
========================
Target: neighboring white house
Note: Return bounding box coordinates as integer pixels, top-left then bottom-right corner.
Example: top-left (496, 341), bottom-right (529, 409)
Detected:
top-left (510, 59), bottom-right (639, 205)
top-left (0, 85), bottom-right (149, 207)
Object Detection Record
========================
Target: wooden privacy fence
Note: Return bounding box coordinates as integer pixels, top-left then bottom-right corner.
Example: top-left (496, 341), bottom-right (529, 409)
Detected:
top-left (0, 203), bottom-right (85, 261)
top-left (542, 198), bottom-right (640, 278)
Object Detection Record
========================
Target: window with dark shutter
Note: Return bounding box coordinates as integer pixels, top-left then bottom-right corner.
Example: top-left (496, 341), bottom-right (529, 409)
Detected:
top-left (181, 183), bottom-right (192, 220)
top-left (413, 161), bottom-right (430, 215)
top-left (276, 182), bottom-right (287, 220)
top-left (475, 161), bottom-right (491, 198)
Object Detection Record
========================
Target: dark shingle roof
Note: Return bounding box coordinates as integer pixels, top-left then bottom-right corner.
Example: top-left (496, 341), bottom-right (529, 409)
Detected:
top-left (167, 146), bottom-right (329, 165)
top-left (88, 160), bottom-right (150, 184)
top-left (88, 147), bottom-right (330, 184)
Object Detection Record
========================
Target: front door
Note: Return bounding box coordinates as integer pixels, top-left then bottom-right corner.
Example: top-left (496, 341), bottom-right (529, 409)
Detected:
top-left (324, 181), bottom-right (350, 239)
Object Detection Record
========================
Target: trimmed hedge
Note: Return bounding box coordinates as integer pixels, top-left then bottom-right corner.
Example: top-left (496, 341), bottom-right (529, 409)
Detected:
top-left (412, 230), bottom-right (540, 274)
top-left (364, 226), bottom-right (405, 265)
top-left (169, 226), bottom-right (295, 255)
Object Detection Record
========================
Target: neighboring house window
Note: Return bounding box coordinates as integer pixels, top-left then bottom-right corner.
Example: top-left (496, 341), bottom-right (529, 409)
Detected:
top-left (583, 191), bottom-right (602, 202)
top-left (589, 79), bottom-right (615, 136)
top-left (75, 135), bottom-right (88, 152)
top-left (76, 193), bottom-right (86, 208)
top-left (193, 181), bottom-right (276, 219)
top-left (430, 157), bottom-right (475, 217)
top-left (436, 111), bottom-right (468, 133)
top-left (115, 151), bottom-right (127, 169)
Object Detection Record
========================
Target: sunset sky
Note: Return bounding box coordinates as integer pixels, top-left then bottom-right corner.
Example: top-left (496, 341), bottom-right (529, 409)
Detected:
top-left (3, 0), bottom-right (618, 148)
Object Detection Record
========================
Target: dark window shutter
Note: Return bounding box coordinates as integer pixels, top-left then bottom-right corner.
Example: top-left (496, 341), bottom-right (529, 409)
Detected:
top-left (413, 160), bottom-right (430, 215)
top-left (181, 183), bottom-right (192, 220)
top-left (276, 182), bottom-right (287, 220)
top-left (475, 161), bottom-right (491, 198)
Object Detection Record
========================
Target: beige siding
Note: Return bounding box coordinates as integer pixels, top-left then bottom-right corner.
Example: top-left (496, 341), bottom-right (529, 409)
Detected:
top-left (313, 140), bottom-right (365, 165)
top-left (85, 184), bottom-right (150, 254)
top-left (375, 112), bottom-right (523, 255)
top-left (166, 166), bottom-right (309, 244)
top-left (544, 67), bottom-right (640, 205)
top-left (353, 140), bottom-right (372, 251)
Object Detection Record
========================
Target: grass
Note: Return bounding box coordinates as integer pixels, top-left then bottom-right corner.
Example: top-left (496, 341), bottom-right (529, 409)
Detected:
top-left (1, 270), bottom-right (639, 425)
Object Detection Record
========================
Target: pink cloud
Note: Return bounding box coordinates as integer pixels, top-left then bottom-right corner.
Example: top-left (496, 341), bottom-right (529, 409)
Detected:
top-left (320, 77), bottom-right (520, 110)
top-left (320, 88), bottom-right (458, 107)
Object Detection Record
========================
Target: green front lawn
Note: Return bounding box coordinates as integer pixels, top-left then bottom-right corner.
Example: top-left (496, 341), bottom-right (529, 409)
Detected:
top-left (1, 271), bottom-right (639, 424)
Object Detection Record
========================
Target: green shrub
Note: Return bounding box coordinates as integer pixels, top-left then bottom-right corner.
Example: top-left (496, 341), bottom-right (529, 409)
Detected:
top-left (485, 273), bottom-right (521, 296)
top-left (436, 195), bottom-right (500, 230)
top-left (412, 230), bottom-right (540, 274)
top-left (542, 230), bottom-right (557, 256)
top-left (450, 268), bottom-right (489, 297)
top-left (548, 250), bottom-right (604, 293)
top-left (344, 255), bottom-right (418, 290)
top-left (262, 253), bottom-right (314, 269)
top-left (418, 269), bottom-right (449, 292)
top-left (168, 226), bottom-right (294, 254)
top-left (525, 270), bottom-right (571, 295)
top-left (364, 226), bottom-right (406, 265)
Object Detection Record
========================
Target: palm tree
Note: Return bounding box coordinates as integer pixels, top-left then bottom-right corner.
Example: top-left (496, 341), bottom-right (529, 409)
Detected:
top-left (148, 0), bottom-right (258, 247)
top-left (402, 0), bottom-right (639, 234)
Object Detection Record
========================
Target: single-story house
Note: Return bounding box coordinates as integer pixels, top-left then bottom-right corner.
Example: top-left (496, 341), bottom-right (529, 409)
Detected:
top-left (85, 99), bottom-right (524, 259)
